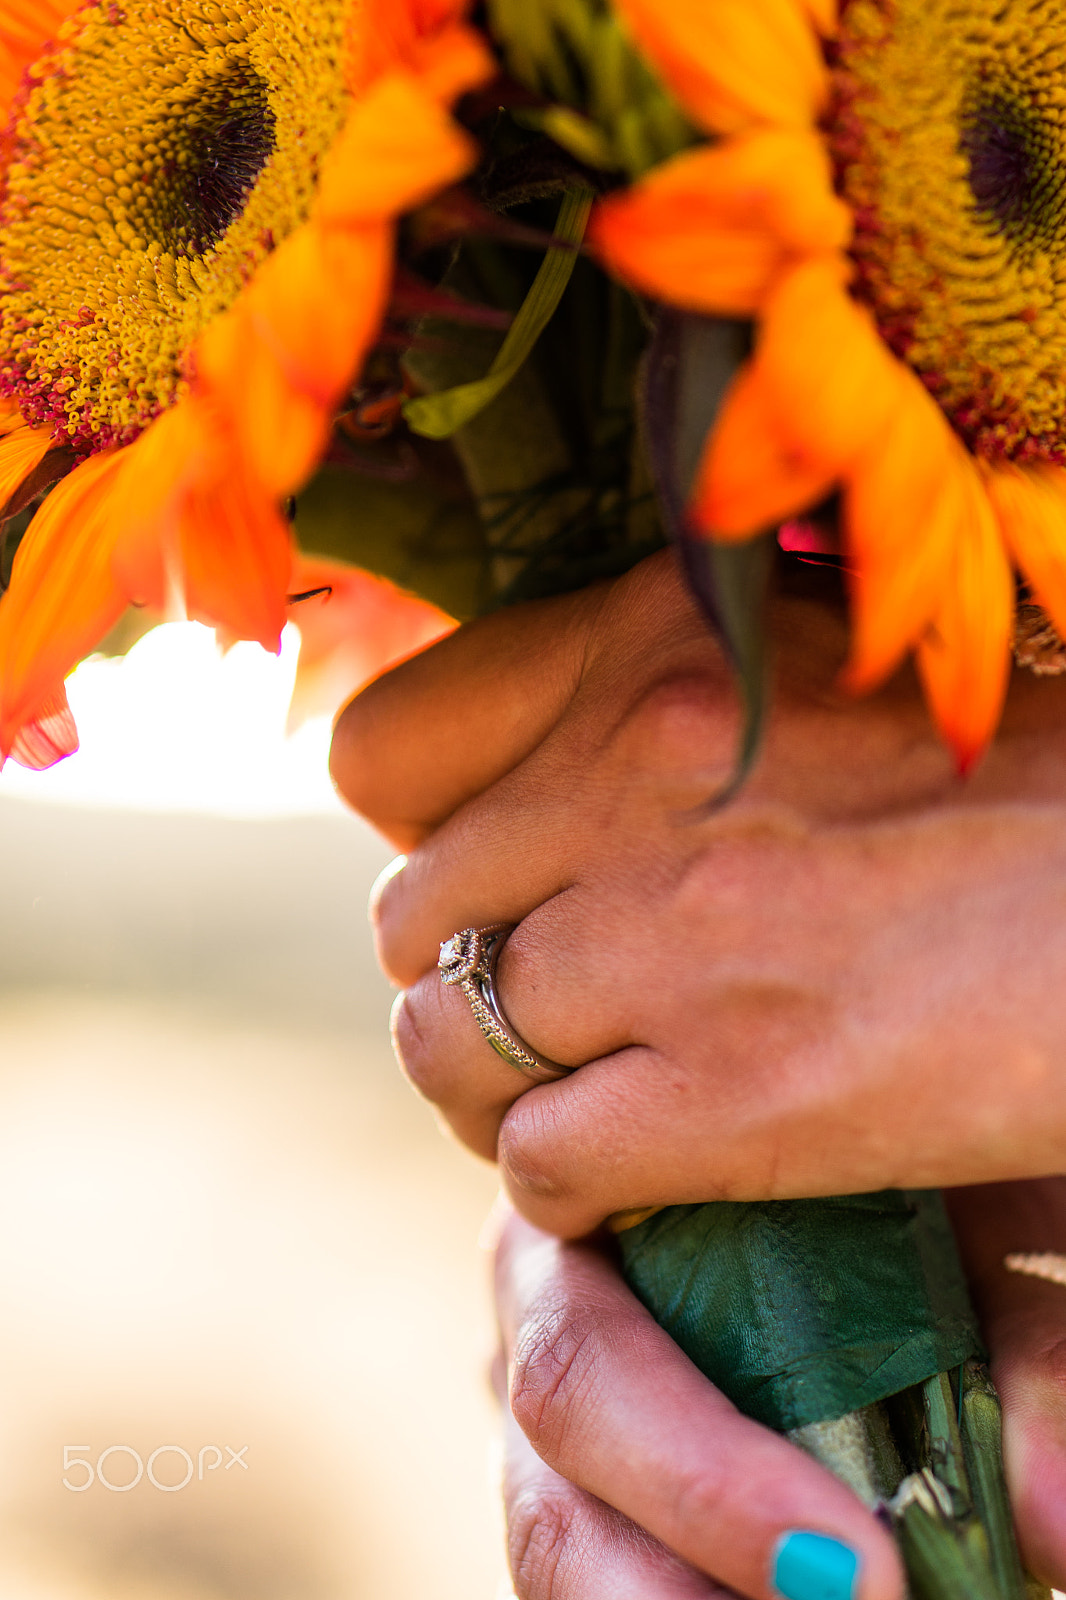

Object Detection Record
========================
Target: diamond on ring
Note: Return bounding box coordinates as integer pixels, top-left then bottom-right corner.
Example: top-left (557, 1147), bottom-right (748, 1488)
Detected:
top-left (437, 925), bottom-right (574, 1083)
top-left (438, 928), bottom-right (482, 985)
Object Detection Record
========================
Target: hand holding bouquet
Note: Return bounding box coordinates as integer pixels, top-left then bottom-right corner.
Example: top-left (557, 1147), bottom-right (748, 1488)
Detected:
top-left (335, 553), bottom-right (1066, 1598)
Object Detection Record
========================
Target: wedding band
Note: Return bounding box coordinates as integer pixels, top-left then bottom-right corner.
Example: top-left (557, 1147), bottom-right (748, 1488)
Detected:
top-left (438, 924), bottom-right (572, 1083)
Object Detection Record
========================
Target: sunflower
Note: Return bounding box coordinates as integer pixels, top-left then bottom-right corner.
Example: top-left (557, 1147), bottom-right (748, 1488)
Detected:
top-left (0, 0), bottom-right (490, 765)
top-left (589, 0), bottom-right (1066, 768)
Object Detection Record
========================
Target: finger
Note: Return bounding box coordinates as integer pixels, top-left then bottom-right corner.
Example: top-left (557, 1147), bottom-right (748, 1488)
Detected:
top-left (503, 1403), bottom-right (731, 1600)
top-left (397, 884), bottom-right (644, 1059)
top-left (497, 1213), bottom-right (903, 1600)
top-left (493, 1021), bottom-right (850, 1239)
top-left (491, 847), bottom-right (1066, 1234)
top-left (329, 582), bottom-right (604, 849)
top-left (390, 892), bottom-right (660, 1161)
top-left (372, 750), bottom-right (589, 987)
top-left (371, 666), bottom-right (737, 988)
top-left (492, 886), bottom-right (669, 1065)
top-left (391, 973), bottom-right (534, 1160)
top-left (384, 858), bottom-right (839, 1204)
top-left (391, 984), bottom-right (658, 1167)
top-left (331, 546), bottom-right (715, 853)
top-left (384, 872), bottom-right (846, 1229)
top-left (946, 1180), bottom-right (1066, 1589)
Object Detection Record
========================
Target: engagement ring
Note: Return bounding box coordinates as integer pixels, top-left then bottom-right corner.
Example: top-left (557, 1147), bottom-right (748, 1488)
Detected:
top-left (438, 925), bottom-right (572, 1083)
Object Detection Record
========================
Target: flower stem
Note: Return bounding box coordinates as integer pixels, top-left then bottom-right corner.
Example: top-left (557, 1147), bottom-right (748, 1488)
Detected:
top-left (791, 1365), bottom-right (1049, 1600)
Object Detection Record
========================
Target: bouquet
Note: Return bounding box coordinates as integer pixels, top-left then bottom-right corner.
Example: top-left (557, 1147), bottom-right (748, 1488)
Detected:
top-left (0, 0), bottom-right (1062, 1589)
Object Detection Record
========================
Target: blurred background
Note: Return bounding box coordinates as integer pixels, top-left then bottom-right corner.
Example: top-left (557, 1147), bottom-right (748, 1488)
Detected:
top-left (0, 624), bottom-right (503, 1600)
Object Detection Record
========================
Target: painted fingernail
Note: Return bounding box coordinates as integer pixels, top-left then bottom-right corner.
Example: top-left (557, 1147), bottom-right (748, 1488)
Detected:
top-left (773, 1531), bottom-right (860, 1600)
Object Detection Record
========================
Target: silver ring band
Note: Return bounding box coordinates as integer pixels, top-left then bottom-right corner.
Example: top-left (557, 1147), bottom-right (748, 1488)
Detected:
top-left (438, 924), bottom-right (572, 1083)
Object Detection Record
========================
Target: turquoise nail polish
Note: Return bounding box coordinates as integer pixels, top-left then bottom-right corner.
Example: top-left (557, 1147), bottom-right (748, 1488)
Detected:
top-left (773, 1531), bottom-right (859, 1600)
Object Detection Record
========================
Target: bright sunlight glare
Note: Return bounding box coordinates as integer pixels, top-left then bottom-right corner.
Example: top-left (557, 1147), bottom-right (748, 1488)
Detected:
top-left (0, 622), bottom-right (345, 817)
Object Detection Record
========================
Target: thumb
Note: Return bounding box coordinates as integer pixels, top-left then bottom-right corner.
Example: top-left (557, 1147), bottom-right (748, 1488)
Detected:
top-left (329, 582), bottom-right (605, 848)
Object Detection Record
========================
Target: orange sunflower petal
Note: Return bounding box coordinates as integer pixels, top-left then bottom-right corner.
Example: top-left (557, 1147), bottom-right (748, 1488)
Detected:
top-left (109, 403), bottom-right (207, 615)
top-left (0, 416), bottom-right (52, 508)
top-left (0, 449), bottom-right (127, 755)
top-left (692, 260), bottom-right (905, 537)
top-left (0, 0), bottom-right (79, 112)
top-left (179, 461), bottom-right (292, 652)
top-left (754, 259), bottom-right (904, 463)
top-left (196, 303), bottom-right (329, 501)
top-left (8, 683), bottom-right (78, 769)
top-left (402, 21), bottom-right (494, 104)
top-left (196, 220), bottom-right (392, 497)
top-left (800, 0), bottom-right (837, 34)
top-left (984, 460), bottom-right (1066, 645)
top-left (588, 132), bottom-right (850, 316)
top-left (347, 0), bottom-right (493, 101)
top-left (612, 0), bottom-right (830, 134)
top-left (195, 75), bottom-right (476, 500)
top-left (109, 400), bottom-right (290, 649)
top-left (286, 554), bottom-right (454, 728)
top-left (316, 73), bottom-right (479, 227)
top-left (689, 360), bottom-right (838, 537)
top-left (914, 470), bottom-right (1013, 774)
top-left (842, 377), bottom-right (965, 691)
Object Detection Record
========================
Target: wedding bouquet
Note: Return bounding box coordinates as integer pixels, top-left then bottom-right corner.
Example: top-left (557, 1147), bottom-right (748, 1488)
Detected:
top-left (0, 0), bottom-right (1061, 1588)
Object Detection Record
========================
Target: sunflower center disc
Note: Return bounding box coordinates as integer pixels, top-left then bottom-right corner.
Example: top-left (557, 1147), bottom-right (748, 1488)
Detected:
top-left (0, 0), bottom-right (350, 452)
top-left (152, 65), bottom-right (276, 257)
top-left (831, 0), bottom-right (1066, 463)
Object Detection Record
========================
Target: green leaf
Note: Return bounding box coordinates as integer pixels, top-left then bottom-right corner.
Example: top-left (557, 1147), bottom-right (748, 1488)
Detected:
top-left (678, 535), bottom-right (774, 796)
top-left (403, 188), bottom-right (594, 441)
top-left (639, 310), bottom-right (773, 795)
top-left (484, 0), bottom-right (695, 176)
top-left (528, 106), bottom-right (616, 169)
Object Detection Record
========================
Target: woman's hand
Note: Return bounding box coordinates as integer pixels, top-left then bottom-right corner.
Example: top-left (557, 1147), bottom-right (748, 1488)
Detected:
top-left (491, 1179), bottom-right (1066, 1600)
top-left (331, 549), bottom-right (1066, 1235)
top-left (329, 550), bottom-right (1066, 1593)
top-left (492, 1206), bottom-right (903, 1600)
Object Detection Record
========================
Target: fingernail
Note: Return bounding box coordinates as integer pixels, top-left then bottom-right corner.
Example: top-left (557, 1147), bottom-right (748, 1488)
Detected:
top-left (773, 1531), bottom-right (859, 1600)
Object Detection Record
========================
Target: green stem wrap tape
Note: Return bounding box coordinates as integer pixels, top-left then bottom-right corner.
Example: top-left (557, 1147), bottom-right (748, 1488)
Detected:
top-left (615, 1190), bottom-right (983, 1433)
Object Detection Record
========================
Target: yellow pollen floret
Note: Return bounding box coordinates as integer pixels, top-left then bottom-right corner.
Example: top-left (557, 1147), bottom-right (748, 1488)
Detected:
top-left (0, 0), bottom-right (350, 450)
top-left (832, 0), bottom-right (1066, 463)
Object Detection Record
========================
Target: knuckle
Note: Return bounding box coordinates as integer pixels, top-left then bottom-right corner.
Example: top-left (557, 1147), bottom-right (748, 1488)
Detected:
top-left (390, 982), bottom-right (452, 1102)
top-left (499, 1097), bottom-right (573, 1205)
top-left (613, 673), bottom-right (732, 792)
top-left (368, 857), bottom-right (403, 937)
top-left (675, 820), bottom-right (804, 928)
top-left (370, 867), bottom-right (423, 989)
top-left (507, 1485), bottom-right (580, 1600)
top-left (668, 1457), bottom-right (739, 1544)
top-left (327, 693), bottom-right (375, 811)
top-left (669, 1438), bottom-right (801, 1554)
top-left (510, 1304), bottom-right (606, 1462)
top-left (329, 686), bottom-right (408, 839)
